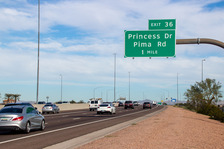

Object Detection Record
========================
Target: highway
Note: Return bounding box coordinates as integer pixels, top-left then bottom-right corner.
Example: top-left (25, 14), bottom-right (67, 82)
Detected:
top-left (0, 105), bottom-right (164, 149)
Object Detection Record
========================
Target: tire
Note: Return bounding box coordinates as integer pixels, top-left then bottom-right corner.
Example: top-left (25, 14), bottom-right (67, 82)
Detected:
top-left (42, 112), bottom-right (45, 114)
top-left (24, 121), bottom-right (31, 133)
top-left (40, 120), bottom-right (45, 131)
top-left (97, 112), bottom-right (100, 114)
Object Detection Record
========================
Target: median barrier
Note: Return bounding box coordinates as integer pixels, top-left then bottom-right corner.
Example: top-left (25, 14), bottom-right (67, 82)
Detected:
top-left (33, 103), bottom-right (89, 112)
top-left (0, 104), bottom-right (89, 112)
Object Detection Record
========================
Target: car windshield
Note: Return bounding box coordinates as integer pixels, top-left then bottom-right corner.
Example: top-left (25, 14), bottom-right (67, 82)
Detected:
top-left (125, 101), bottom-right (132, 103)
top-left (4, 103), bottom-right (32, 107)
top-left (44, 104), bottom-right (53, 107)
top-left (0, 108), bottom-right (23, 113)
top-left (144, 102), bottom-right (150, 104)
top-left (100, 104), bottom-right (109, 107)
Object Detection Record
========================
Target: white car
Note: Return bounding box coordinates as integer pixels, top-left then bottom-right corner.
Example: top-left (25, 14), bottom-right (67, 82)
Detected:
top-left (97, 103), bottom-right (116, 114)
top-left (152, 101), bottom-right (157, 106)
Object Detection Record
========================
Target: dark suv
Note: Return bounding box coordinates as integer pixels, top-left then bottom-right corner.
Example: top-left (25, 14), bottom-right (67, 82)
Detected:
top-left (143, 102), bottom-right (151, 109)
top-left (124, 101), bottom-right (134, 109)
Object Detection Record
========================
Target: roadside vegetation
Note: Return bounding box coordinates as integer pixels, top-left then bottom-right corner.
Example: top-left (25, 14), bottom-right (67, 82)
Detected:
top-left (179, 78), bottom-right (224, 123)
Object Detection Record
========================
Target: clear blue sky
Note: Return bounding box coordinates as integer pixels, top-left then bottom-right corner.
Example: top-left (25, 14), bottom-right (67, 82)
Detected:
top-left (0, 0), bottom-right (224, 103)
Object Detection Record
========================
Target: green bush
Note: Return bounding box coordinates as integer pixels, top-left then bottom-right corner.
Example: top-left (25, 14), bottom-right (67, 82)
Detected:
top-left (208, 105), bottom-right (224, 122)
top-left (176, 103), bottom-right (195, 111)
top-left (197, 103), bottom-right (211, 115)
top-left (179, 103), bottom-right (224, 123)
top-left (70, 100), bottom-right (76, 104)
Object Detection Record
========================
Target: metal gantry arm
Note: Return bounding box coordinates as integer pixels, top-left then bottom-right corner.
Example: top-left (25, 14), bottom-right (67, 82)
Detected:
top-left (176, 38), bottom-right (224, 49)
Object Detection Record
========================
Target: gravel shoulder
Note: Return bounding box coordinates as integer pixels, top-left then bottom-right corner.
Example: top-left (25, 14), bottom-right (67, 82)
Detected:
top-left (77, 106), bottom-right (224, 149)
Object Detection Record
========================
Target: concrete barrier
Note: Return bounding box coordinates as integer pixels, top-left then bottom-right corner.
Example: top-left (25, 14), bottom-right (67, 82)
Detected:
top-left (0, 104), bottom-right (89, 112)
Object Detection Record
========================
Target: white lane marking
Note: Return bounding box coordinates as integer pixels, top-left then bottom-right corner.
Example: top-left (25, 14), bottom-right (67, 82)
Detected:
top-left (73, 118), bottom-right (80, 120)
top-left (0, 107), bottom-right (161, 145)
top-left (62, 115), bottom-right (69, 117)
top-left (43, 110), bottom-right (88, 117)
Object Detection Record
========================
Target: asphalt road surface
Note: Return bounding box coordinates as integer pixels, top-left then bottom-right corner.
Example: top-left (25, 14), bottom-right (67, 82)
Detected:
top-left (0, 105), bottom-right (164, 149)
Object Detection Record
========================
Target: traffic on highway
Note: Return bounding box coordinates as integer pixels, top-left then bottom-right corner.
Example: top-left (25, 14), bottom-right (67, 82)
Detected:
top-left (0, 101), bottom-right (164, 149)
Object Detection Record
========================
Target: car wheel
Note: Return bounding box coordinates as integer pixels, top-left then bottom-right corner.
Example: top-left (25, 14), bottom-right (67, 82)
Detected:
top-left (40, 120), bottom-right (45, 130)
top-left (97, 112), bottom-right (99, 114)
top-left (24, 121), bottom-right (31, 133)
top-left (42, 112), bottom-right (45, 114)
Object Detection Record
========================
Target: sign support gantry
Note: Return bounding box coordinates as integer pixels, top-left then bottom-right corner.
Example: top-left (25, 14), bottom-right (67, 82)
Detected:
top-left (176, 38), bottom-right (224, 49)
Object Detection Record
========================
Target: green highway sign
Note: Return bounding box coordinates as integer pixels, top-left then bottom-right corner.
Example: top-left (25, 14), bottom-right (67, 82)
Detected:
top-left (148, 19), bottom-right (176, 30)
top-left (124, 30), bottom-right (176, 57)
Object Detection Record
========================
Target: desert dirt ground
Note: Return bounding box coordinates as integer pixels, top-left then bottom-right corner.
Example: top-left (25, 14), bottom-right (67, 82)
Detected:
top-left (77, 106), bottom-right (224, 149)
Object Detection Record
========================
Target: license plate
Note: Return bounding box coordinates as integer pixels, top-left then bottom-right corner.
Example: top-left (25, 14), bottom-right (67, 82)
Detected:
top-left (0, 118), bottom-right (9, 121)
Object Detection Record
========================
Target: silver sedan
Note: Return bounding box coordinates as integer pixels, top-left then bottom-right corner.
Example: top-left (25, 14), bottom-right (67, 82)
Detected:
top-left (0, 105), bottom-right (45, 133)
top-left (42, 104), bottom-right (60, 114)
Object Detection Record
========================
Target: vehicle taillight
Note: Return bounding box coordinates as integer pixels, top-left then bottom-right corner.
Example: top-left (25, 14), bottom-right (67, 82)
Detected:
top-left (12, 116), bottom-right (24, 121)
top-left (107, 106), bottom-right (111, 108)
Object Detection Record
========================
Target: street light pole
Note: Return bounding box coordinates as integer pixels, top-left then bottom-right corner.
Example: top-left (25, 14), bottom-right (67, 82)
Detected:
top-left (202, 59), bottom-right (206, 81)
top-left (36, 0), bottom-right (40, 104)
top-left (60, 74), bottom-right (63, 102)
top-left (129, 72), bottom-right (130, 101)
top-left (163, 89), bottom-right (169, 100)
top-left (93, 87), bottom-right (102, 99)
top-left (46, 96), bottom-right (49, 103)
top-left (114, 53), bottom-right (116, 102)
